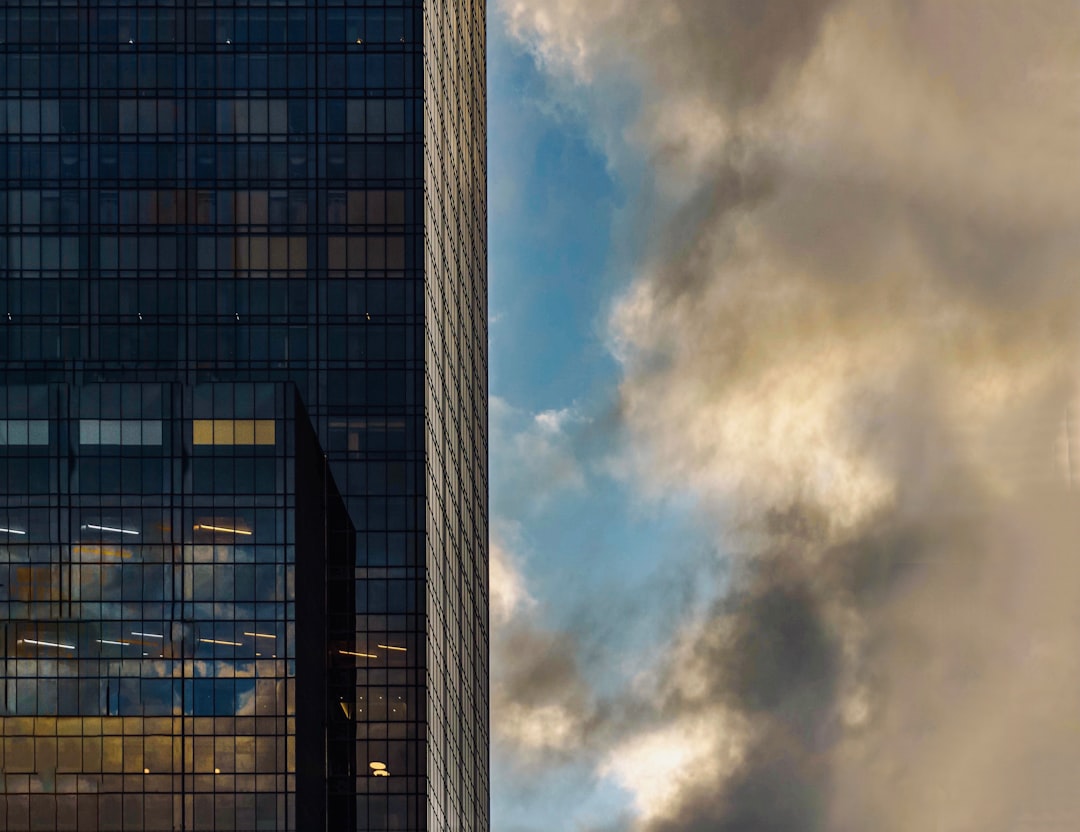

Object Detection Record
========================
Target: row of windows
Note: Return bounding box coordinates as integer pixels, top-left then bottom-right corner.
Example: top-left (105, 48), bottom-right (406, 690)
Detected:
top-left (0, 97), bottom-right (415, 136)
top-left (1, 140), bottom-right (420, 181)
top-left (0, 729), bottom-right (293, 773)
top-left (0, 334), bottom-right (416, 372)
top-left (0, 714), bottom-right (294, 738)
top-left (0, 7), bottom-right (417, 46)
top-left (4, 630), bottom-right (290, 664)
top-left (0, 681), bottom-right (276, 720)
top-left (0, 420), bottom-right (48, 445)
top-left (1, 234), bottom-right (409, 272)
top-left (0, 235), bottom-right (395, 270)
top-left (0, 384), bottom-right (281, 421)
top-left (1, 544), bottom-right (295, 563)
top-left (2, 189), bottom-right (412, 227)
top-left (3, 471), bottom-right (411, 525)
top-left (0, 738), bottom-right (291, 782)
top-left (0, 459), bottom-right (284, 496)
top-left (1, 53), bottom-right (419, 92)
top-left (0, 505), bottom-right (284, 541)
top-left (43, 419), bottom-right (276, 446)
top-left (7, 568), bottom-right (302, 599)
top-left (0, 328), bottom-right (293, 364)
top-left (0, 785), bottom-right (294, 826)
top-left (1, 278), bottom-right (419, 319)
top-left (80, 420), bottom-right (162, 445)
top-left (193, 419), bottom-right (275, 445)
top-left (0, 792), bottom-right (294, 832)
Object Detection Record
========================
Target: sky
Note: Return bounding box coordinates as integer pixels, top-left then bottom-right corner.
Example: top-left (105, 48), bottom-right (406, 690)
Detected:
top-left (487, 2), bottom-right (1080, 831)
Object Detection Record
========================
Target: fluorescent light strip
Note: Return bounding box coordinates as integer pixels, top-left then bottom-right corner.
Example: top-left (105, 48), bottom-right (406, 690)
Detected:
top-left (83, 523), bottom-right (139, 536)
top-left (96, 639), bottom-right (133, 647)
top-left (0, 527), bottom-right (26, 535)
top-left (339, 650), bottom-right (378, 659)
top-left (194, 524), bottom-right (252, 535)
top-left (377, 644), bottom-right (407, 652)
top-left (199, 638), bottom-right (243, 647)
top-left (22, 638), bottom-right (75, 650)
top-left (243, 632), bottom-right (276, 639)
top-left (132, 631), bottom-right (164, 639)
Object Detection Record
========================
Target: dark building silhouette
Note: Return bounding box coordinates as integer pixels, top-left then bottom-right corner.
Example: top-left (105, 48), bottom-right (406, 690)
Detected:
top-left (0, 2), bottom-right (488, 830)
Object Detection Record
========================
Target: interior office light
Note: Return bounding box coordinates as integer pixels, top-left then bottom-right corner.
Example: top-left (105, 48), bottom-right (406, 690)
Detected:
top-left (194, 524), bottom-right (252, 535)
top-left (82, 523), bottom-right (139, 536)
top-left (21, 638), bottom-right (76, 650)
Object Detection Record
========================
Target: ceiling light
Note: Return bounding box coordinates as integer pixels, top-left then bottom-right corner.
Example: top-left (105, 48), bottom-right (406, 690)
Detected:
top-left (21, 638), bottom-right (75, 650)
top-left (193, 523), bottom-right (252, 535)
top-left (83, 523), bottom-right (139, 536)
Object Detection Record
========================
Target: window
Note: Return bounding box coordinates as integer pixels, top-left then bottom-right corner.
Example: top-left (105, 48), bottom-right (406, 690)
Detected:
top-left (192, 420), bottom-right (275, 446)
top-left (79, 420), bottom-right (163, 446)
top-left (0, 420), bottom-right (49, 445)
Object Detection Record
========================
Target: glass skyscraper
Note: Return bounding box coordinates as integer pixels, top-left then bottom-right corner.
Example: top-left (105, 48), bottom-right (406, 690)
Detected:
top-left (0, 1), bottom-right (488, 830)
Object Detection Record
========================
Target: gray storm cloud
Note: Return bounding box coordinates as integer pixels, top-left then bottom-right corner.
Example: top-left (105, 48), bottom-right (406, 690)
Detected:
top-left (502, 0), bottom-right (1080, 829)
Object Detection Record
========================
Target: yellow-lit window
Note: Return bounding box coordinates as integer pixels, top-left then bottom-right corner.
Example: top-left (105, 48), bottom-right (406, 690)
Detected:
top-left (254, 420), bottom-right (275, 444)
top-left (192, 420), bottom-right (276, 446)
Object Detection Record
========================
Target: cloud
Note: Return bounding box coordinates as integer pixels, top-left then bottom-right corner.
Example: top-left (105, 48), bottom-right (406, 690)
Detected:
top-left (598, 713), bottom-right (746, 826)
top-left (489, 529), bottom-right (596, 761)
top-left (503, 0), bottom-right (1080, 828)
top-left (490, 530), bottom-right (536, 627)
top-left (491, 613), bottom-right (597, 760)
top-left (491, 397), bottom-right (589, 515)
top-left (488, 396), bottom-right (603, 774)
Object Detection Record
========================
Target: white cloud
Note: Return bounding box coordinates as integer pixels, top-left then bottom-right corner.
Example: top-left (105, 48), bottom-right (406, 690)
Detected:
top-left (491, 396), bottom-right (589, 510)
top-left (502, 0), bottom-right (1080, 828)
top-left (599, 713), bottom-right (745, 824)
top-left (497, 701), bottom-right (585, 754)
top-left (490, 528), bottom-right (536, 626)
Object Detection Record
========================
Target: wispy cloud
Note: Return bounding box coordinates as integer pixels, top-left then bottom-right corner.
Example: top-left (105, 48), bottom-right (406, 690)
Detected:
top-left (491, 396), bottom-right (590, 514)
top-left (489, 529), bottom-right (598, 762)
top-left (503, 0), bottom-right (1080, 828)
top-left (490, 527), bottom-right (537, 627)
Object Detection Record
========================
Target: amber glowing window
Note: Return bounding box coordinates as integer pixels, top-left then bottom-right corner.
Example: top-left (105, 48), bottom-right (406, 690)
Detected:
top-left (192, 420), bottom-right (275, 446)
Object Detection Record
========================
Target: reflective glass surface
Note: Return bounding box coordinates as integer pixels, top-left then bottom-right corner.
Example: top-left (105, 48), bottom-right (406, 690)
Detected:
top-left (0, 1), bottom-right (488, 830)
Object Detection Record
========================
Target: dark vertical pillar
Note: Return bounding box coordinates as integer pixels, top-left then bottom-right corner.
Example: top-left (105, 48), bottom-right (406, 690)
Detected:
top-left (293, 389), bottom-right (355, 830)
top-left (294, 392), bottom-right (328, 832)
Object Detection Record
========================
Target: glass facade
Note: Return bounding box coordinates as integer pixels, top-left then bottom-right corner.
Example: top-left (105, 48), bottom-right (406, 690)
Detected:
top-left (0, 1), bottom-right (488, 830)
